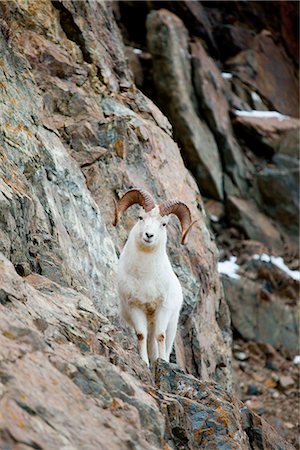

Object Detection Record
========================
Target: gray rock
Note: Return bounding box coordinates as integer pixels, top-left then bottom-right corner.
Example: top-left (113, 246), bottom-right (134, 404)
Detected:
top-left (147, 9), bottom-right (224, 201)
top-left (222, 274), bottom-right (299, 353)
top-left (226, 196), bottom-right (283, 253)
top-left (227, 31), bottom-right (299, 118)
top-left (255, 156), bottom-right (300, 237)
top-left (191, 39), bottom-right (249, 194)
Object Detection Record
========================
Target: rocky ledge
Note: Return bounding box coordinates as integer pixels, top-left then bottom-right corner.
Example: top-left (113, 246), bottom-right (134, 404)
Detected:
top-left (0, 254), bottom-right (295, 449)
top-left (0, 0), bottom-right (298, 448)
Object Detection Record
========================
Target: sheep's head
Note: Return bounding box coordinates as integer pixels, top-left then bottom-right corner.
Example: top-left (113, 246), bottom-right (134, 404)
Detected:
top-left (113, 188), bottom-right (197, 246)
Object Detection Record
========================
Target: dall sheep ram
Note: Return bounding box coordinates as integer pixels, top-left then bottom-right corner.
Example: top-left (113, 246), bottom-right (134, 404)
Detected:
top-left (113, 188), bottom-right (196, 366)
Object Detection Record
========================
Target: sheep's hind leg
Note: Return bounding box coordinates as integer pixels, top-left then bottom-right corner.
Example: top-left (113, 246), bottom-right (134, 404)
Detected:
top-left (166, 312), bottom-right (179, 362)
top-left (130, 307), bottom-right (149, 366)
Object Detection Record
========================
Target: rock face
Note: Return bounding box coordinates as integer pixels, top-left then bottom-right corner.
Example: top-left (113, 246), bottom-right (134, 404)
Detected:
top-left (0, 0), bottom-right (297, 448)
top-left (1, 255), bottom-right (294, 449)
top-left (147, 9), bottom-right (224, 201)
top-left (0, 0), bottom-right (232, 388)
top-left (227, 31), bottom-right (299, 118)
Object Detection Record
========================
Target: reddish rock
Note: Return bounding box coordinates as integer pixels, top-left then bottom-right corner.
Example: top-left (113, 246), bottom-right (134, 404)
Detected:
top-left (233, 115), bottom-right (300, 158)
top-left (0, 0), bottom-right (231, 394)
top-left (147, 9), bottom-right (224, 201)
top-left (227, 31), bottom-right (299, 118)
top-left (191, 38), bottom-right (248, 194)
top-left (226, 196), bottom-right (283, 253)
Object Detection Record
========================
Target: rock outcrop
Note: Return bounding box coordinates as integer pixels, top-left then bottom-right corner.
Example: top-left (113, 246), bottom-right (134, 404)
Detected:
top-left (0, 0), bottom-right (298, 448)
top-left (1, 254), bottom-right (295, 449)
top-left (0, 0), bottom-right (232, 388)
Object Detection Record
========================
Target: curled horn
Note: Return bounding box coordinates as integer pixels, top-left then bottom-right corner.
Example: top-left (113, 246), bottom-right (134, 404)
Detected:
top-left (159, 200), bottom-right (198, 245)
top-left (113, 188), bottom-right (155, 226)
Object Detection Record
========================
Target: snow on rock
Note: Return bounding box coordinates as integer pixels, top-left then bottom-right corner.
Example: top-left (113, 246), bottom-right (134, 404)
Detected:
top-left (210, 215), bottom-right (219, 223)
top-left (218, 256), bottom-right (240, 279)
top-left (251, 92), bottom-right (262, 102)
top-left (253, 254), bottom-right (300, 281)
top-left (222, 72), bottom-right (233, 79)
top-left (233, 110), bottom-right (289, 121)
top-left (293, 356), bottom-right (300, 365)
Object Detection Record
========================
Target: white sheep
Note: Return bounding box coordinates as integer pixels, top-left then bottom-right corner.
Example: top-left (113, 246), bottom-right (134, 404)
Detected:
top-left (113, 188), bottom-right (196, 366)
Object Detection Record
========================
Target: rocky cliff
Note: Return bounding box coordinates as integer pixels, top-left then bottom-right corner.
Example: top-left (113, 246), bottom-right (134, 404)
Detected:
top-left (0, 1), bottom-right (298, 449)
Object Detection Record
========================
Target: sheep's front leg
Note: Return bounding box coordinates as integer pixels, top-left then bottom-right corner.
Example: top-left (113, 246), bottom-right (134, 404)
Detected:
top-left (155, 308), bottom-right (170, 361)
top-left (130, 307), bottom-right (149, 366)
top-left (166, 312), bottom-right (179, 362)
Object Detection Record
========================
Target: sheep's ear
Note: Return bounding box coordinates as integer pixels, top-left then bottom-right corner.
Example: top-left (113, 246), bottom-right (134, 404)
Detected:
top-left (112, 188), bottom-right (155, 226)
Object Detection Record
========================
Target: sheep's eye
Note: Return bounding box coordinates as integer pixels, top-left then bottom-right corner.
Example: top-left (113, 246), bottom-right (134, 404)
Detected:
top-left (162, 222), bottom-right (167, 227)
top-left (138, 216), bottom-right (143, 221)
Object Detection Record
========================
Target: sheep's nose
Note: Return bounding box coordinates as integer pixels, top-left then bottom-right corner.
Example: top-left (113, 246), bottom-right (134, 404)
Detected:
top-left (145, 232), bottom-right (154, 239)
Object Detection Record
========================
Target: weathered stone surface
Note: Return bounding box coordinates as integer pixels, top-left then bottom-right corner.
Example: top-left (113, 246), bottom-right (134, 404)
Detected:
top-left (233, 115), bottom-right (300, 158)
top-left (191, 39), bottom-right (249, 194)
top-left (222, 260), bottom-right (299, 353)
top-left (0, 24), bottom-right (118, 317)
top-left (147, 9), bottom-right (224, 201)
top-left (1, 0), bottom-right (232, 395)
top-left (0, 254), bottom-right (163, 450)
top-left (255, 157), bottom-right (299, 237)
top-left (0, 254), bottom-right (293, 449)
top-left (214, 24), bottom-right (255, 59)
top-left (157, 0), bottom-right (217, 54)
top-left (226, 196), bottom-right (283, 253)
top-left (154, 359), bottom-right (295, 450)
top-left (0, 0), bottom-right (298, 448)
top-left (227, 30), bottom-right (299, 118)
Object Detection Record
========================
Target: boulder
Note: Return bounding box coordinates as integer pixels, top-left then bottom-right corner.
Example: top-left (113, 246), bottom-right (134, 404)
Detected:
top-left (255, 158), bottom-right (299, 236)
top-left (226, 196), bottom-right (283, 253)
top-left (0, 254), bottom-right (164, 450)
top-left (233, 115), bottom-right (300, 158)
top-left (191, 38), bottom-right (249, 194)
top-left (214, 24), bottom-right (255, 59)
top-left (154, 359), bottom-right (295, 449)
top-left (147, 9), bottom-right (224, 201)
top-left (226, 30), bottom-right (299, 118)
top-left (222, 271), bottom-right (299, 353)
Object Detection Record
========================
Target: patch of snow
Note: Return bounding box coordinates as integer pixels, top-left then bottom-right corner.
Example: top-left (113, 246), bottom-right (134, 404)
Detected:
top-left (210, 215), bottom-right (219, 222)
top-left (293, 355), bottom-right (300, 365)
top-left (251, 91), bottom-right (262, 102)
top-left (133, 48), bottom-right (142, 55)
top-left (233, 110), bottom-right (289, 121)
top-left (253, 254), bottom-right (300, 281)
top-left (222, 72), bottom-right (233, 79)
top-left (218, 256), bottom-right (240, 279)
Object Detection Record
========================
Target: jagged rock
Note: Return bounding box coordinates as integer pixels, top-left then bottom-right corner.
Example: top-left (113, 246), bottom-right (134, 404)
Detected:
top-left (227, 30), bottom-right (299, 118)
top-left (191, 38), bottom-right (249, 194)
top-left (147, 9), bottom-right (224, 201)
top-left (0, 255), bottom-right (293, 449)
top-left (232, 115), bottom-right (300, 239)
top-left (154, 359), bottom-right (294, 449)
top-left (0, 254), bottom-right (163, 450)
top-left (214, 24), bottom-right (255, 59)
top-left (157, 0), bottom-right (217, 54)
top-left (0, 0), bottom-right (298, 448)
top-left (232, 115), bottom-right (300, 158)
top-left (226, 196), bottom-right (283, 253)
top-left (0, 0), bottom-right (232, 390)
top-left (222, 266), bottom-right (299, 353)
top-left (255, 157), bottom-right (299, 237)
